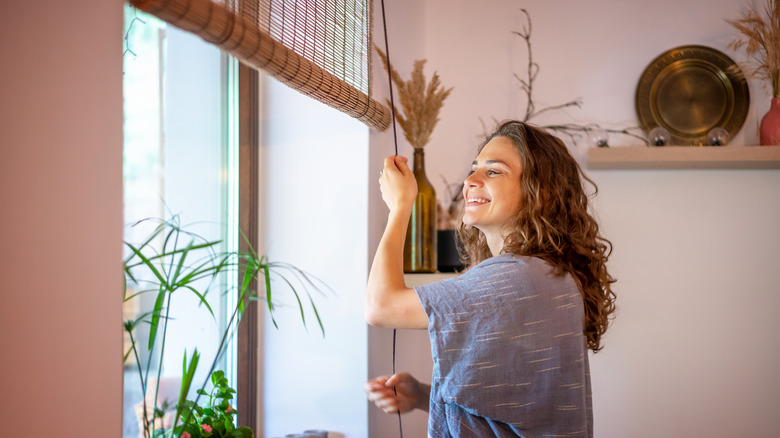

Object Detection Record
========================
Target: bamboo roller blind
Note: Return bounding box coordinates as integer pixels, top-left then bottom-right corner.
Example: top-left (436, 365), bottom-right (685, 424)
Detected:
top-left (129, 0), bottom-right (391, 131)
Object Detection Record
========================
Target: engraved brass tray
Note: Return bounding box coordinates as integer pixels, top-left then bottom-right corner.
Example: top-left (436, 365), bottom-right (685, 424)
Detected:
top-left (635, 45), bottom-right (749, 146)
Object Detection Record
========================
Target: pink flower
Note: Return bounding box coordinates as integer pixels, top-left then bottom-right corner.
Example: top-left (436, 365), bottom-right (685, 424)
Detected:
top-left (225, 405), bottom-right (233, 413)
top-left (201, 424), bottom-right (213, 433)
top-left (180, 433), bottom-right (191, 438)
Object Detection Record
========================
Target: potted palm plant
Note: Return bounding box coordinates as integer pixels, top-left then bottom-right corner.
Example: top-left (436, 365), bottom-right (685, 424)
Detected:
top-left (123, 216), bottom-right (328, 438)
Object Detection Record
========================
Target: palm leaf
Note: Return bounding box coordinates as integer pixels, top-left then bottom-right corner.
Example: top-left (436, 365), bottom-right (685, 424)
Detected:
top-left (125, 242), bottom-right (167, 285)
top-left (181, 284), bottom-right (215, 320)
top-left (172, 349), bottom-right (200, 433)
top-left (148, 284), bottom-right (168, 350)
top-left (263, 264), bottom-right (277, 328)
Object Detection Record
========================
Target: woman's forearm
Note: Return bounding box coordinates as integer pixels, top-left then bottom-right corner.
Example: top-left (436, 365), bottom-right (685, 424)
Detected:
top-left (365, 208), bottom-right (411, 325)
top-left (368, 209), bottom-right (409, 290)
top-left (416, 382), bottom-right (431, 412)
top-left (365, 155), bottom-right (428, 329)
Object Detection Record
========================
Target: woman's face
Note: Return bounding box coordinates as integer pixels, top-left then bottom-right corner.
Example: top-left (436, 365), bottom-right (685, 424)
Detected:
top-left (462, 136), bottom-right (524, 238)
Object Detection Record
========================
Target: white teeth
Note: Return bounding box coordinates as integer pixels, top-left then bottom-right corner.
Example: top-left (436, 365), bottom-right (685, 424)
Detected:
top-left (468, 197), bottom-right (489, 204)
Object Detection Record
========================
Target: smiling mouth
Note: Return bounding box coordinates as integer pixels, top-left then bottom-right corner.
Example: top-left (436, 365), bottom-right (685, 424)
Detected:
top-left (466, 197), bottom-right (490, 205)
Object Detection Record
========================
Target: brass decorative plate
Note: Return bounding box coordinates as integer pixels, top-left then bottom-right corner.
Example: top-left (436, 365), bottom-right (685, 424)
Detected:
top-left (635, 45), bottom-right (749, 146)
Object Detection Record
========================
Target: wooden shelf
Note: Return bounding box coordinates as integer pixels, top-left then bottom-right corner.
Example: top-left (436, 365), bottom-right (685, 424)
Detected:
top-left (587, 146), bottom-right (780, 170)
top-left (404, 272), bottom-right (458, 287)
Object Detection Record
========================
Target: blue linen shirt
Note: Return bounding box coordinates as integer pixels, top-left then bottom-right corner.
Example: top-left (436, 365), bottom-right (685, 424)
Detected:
top-left (415, 254), bottom-right (593, 438)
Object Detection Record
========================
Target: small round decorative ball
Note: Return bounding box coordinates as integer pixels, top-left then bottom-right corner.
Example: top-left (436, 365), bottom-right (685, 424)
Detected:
top-left (707, 127), bottom-right (730, 146)
top-left (590, 128), bottom-right (609, 148)
top-left (648, 127), bottom-right (671, 146)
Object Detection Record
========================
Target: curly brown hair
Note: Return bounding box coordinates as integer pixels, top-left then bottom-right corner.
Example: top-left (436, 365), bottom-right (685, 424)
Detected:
top-left (457, 121), bottom-right (616, 351)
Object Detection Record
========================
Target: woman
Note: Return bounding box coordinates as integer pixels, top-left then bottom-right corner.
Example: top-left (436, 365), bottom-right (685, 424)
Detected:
top-left (364, 121), bottom-right (616, 437)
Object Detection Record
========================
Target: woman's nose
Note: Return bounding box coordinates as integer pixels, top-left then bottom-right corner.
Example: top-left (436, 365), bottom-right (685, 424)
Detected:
top-left (464, 173), bottom-right (481, 187)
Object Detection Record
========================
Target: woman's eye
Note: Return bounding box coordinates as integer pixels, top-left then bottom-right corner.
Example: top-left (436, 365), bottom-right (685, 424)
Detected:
top-left (466, 168), bottom-right (501, 178)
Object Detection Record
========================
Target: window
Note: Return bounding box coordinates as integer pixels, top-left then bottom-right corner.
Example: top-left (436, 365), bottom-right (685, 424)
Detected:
top-left (123, 5), bottom-right (373, 436)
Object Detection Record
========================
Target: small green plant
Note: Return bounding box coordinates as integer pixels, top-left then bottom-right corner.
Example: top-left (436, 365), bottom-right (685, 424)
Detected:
top-left (167, 370), bottom-right (251, 438)
top-left (124, 216), bottom-right (328, 438)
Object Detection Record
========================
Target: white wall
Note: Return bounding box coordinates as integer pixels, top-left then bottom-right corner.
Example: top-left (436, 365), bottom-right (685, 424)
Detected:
top-left (369, 0), bottom-right (780, 437)
top-left (588, 169), bottom-right (780, 437)
top-left (260, 76), bottom-right (370, 437)
top-left (0, 0), bottom-right (124, 436)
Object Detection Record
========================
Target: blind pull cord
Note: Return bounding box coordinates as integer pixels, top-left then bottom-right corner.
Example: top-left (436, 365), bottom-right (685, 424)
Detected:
top-left (379, 0), bottom-right (403, 436)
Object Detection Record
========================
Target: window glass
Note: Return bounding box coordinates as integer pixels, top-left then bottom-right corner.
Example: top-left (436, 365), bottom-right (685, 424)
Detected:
top-left (122, 6), bottom-right (237, 437)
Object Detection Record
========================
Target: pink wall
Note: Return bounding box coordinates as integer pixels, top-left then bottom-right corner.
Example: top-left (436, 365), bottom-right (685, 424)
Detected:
top-left (0, 0), bottom-right (124, 435)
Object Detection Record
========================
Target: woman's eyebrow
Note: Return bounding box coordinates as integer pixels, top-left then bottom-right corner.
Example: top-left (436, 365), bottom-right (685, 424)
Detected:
top-left (472, 159), bottom-right (509, 167)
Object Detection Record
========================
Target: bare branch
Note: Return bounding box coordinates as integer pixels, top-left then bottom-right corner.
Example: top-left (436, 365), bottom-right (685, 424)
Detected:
top-left (528, 98), bottom-right (583, 120)
top-left (507, 8), bottom-right (646, 145)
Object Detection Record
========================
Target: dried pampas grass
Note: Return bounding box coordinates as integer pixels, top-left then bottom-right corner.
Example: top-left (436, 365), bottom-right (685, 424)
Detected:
top-left (727, 0), bottom-right (780, 97)
top-left (375, 46), bottom-right (453, 149)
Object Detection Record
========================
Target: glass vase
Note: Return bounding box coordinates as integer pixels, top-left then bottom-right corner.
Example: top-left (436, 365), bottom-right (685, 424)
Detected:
top-left (404, 148), bottom-right (437, 273)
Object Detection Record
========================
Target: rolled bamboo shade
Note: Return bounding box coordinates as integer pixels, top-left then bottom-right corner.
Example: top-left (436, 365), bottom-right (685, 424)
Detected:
top-left (129, 0), bottom-right (391, 131)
